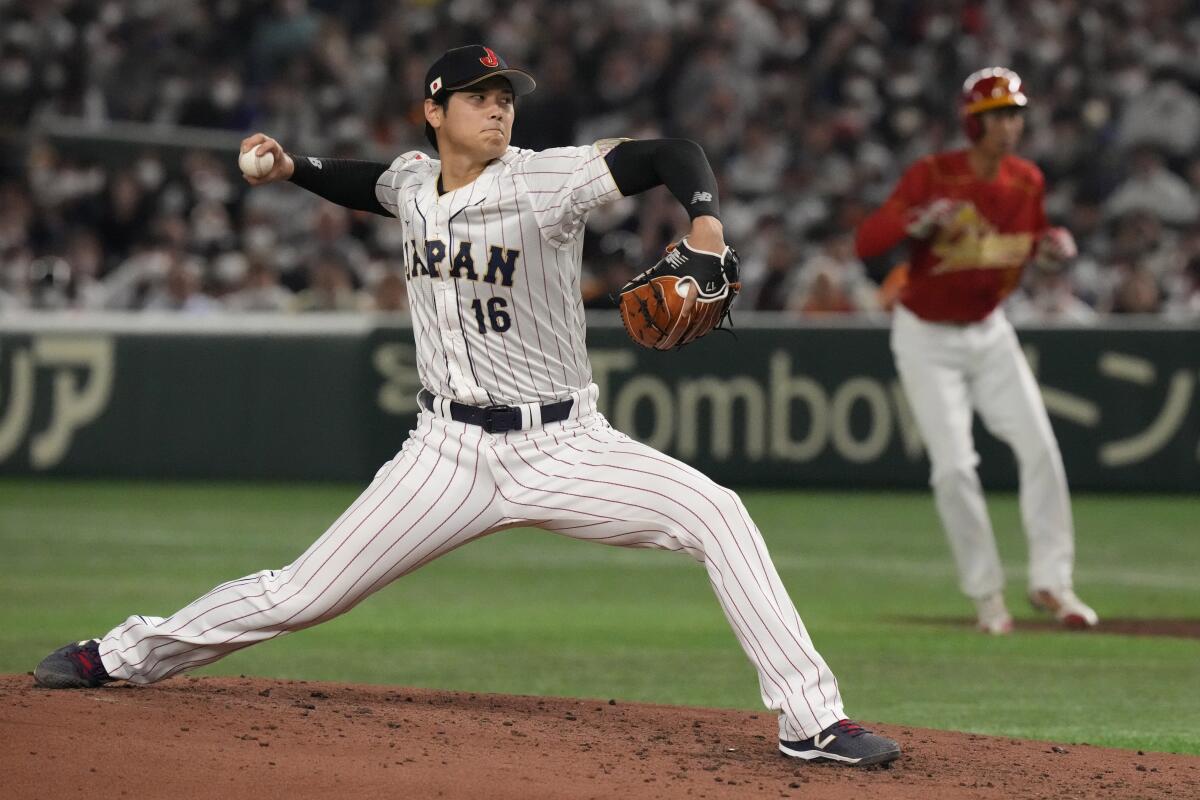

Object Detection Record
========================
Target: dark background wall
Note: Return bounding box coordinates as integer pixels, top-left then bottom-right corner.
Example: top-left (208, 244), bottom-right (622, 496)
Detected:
top-left (2, 318), bottom-right (1196, 490)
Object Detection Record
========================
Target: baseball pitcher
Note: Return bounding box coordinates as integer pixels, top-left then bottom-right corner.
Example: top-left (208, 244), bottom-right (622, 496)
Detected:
top-left (35, 45), bottom-right (899, 767)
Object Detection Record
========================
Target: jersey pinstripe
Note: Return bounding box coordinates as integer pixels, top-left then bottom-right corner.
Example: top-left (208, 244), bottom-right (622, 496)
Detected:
top-left (376, 143), bottom-right (621, 405)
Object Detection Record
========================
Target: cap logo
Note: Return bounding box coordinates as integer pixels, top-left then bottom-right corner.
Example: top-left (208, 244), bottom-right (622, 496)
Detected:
top-left (429, 76), bottom-right (443, 95)
top-left (479, 47), bottom-right (500, 68)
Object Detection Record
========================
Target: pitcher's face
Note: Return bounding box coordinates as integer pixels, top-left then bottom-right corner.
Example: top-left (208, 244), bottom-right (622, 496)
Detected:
top-left (427, 78), bottom-right (515, 160)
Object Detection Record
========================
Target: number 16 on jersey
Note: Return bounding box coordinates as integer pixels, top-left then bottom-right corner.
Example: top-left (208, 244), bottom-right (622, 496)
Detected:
top-left (471, 297), bottom-right (511, 333)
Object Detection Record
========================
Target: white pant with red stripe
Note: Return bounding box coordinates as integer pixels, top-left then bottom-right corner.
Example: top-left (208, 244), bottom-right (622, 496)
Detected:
top-left (891, 304), bottom-right (1077, 599)
top-left (99, 384), bottom-right (845, 741)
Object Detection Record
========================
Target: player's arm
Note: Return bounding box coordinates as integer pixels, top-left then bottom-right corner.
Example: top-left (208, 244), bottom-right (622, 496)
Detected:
top-left (607, 139), bottom-right (738, 351)
top-left (1027, 167), bottom-right (1077, 269)
top-left (604, 139), bottom-right (725, 253)
top-left (238, 133), bottom-right (394, 217)
top-left (855, 159), bottom-right (940, 258)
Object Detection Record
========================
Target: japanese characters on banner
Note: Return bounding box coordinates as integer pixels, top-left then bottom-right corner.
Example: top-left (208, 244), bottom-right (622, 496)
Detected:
top-left (0, 320), bottom-right (1196, 490)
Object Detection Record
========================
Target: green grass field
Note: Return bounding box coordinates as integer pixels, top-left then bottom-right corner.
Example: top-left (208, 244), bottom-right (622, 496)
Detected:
top-left (2, 479), bottom-right (1197, 755)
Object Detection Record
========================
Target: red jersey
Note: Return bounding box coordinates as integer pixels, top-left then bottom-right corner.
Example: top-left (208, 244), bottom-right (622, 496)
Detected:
top-left (856, 150), bottom-right (1048, 323)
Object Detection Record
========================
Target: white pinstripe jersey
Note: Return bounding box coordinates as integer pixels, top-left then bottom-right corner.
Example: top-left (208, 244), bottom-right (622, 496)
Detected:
top-left (375, 142), bottom-right (623, 406)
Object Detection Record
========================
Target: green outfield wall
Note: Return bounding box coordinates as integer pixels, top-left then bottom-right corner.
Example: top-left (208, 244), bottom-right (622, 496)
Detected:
top-left (1, 314), bottom-right (1197, 490)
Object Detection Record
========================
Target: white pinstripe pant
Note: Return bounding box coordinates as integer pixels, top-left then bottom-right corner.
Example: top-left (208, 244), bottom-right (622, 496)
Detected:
top-left (99, 395), bottom-right (845, 740)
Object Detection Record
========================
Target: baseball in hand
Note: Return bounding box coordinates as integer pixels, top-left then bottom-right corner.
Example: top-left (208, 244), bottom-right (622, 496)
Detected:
top-left (238, 148), bottom-right (275, 178)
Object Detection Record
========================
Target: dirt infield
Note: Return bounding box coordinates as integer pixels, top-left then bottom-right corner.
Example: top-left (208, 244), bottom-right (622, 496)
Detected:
top-left (2, 674), bottom-right (1196, 799)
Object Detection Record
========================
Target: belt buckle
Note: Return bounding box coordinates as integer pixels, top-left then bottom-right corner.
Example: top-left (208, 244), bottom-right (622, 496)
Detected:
top-left (483, 406), bottom-right (520, 434)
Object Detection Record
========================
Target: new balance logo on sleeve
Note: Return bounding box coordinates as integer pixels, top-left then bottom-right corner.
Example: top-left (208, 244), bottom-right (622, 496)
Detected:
top-left (690, 191), bottom-right (713, 204)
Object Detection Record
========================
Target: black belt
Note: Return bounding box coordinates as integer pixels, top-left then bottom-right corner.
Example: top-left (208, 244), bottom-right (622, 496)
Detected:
top-left (418, 389), bottom-right (574, 433)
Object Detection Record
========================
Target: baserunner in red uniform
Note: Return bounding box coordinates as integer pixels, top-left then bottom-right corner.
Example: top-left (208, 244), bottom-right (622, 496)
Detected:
top-left (856, 68), bottom-right (1098, 635)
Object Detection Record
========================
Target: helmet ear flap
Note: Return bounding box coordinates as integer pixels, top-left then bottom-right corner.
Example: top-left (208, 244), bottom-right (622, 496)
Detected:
top-left (963, 113), bottom-right (983, 141)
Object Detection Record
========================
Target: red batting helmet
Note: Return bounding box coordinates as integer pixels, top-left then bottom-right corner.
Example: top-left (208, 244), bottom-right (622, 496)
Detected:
top-left (961, 67), bottom-right (1027, 140)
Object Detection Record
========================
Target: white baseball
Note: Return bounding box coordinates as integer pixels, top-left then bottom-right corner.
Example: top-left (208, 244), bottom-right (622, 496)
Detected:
top-left (238, 148), bottom-right (275, 178)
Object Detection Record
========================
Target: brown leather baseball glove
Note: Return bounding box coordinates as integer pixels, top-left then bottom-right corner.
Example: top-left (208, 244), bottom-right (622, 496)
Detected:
top-left (617, 239), bottom-right (740, 350)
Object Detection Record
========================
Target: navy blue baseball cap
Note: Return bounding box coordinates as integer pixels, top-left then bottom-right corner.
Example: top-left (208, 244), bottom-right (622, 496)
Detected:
top-left (424, 45), bottom-right (537, 150)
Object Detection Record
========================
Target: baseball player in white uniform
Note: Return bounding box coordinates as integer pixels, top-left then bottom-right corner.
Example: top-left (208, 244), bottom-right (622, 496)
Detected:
top-left (35, 45), bottom-right (899, 766)
top-left (855, 68), bottom-right (1099, 635)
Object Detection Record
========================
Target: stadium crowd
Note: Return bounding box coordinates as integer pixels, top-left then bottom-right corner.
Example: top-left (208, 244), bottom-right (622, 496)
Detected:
top-left (1, 0), bottom-right (1198, 320)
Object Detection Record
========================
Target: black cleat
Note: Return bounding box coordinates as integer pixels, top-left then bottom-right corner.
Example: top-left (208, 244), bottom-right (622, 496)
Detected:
top-left (34, 639), bottom-right (114, 689)
top-left (779, 719), bottom-right (901, 766)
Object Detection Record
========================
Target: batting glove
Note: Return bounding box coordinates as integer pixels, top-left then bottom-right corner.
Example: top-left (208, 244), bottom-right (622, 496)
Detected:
top-left (1032, 226), bottom-right (1078, 271)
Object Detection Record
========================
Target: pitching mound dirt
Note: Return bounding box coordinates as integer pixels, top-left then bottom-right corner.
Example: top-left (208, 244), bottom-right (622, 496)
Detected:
top-left (2, 674), bottom-right (1196, 799)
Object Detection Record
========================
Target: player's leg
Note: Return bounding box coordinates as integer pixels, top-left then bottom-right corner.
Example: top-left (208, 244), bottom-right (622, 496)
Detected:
top-left (489, 413), bottom-right (896, 764)
top-left (967, 316), bottom-right (1096, 627)
top-left (890, 307), bottom-right (1007, 626)
top-left (39, 415), bottom-right (505, 687)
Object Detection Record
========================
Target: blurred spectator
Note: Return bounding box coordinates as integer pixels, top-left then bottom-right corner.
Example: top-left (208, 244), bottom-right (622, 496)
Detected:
top-left (102, 239), bottom-right (176, 310)
top-left (96, 171), bottom-right (153, 266)
top-left (1105, 149), bottom-right (1199, 227)
top-left (1007, 262), bottom-right (1098, 325)
top-left (143, 257), bottom-right (221, 313)
top-left (1165, 255), bottom-right (1200, 320)
top-left (1116, 68), bottom-right (1200, 159)
top-left (581, 230), bottom-right (640, 310)
top-left (369, 271), bottom-right (408, 313)
top-left (56, 229), bottom-right (111, 310)
top-left (0, 180), bottom-right (33, 254)
top-left (225, 257), bottom-right (292, 312)
top-left (1, 243), bottom-right (33, 309)
top-left (179, 68), bottom-right (253, 130)
top-left (512, 46), bottom-right (581, 151)
top-left (1106, 263), bottom-right (1163, 315)
top-left (1107, 211), bottom-right (1182, 292)
top-left (0, 0), bottom-right (1196, 319)
top-left (309, 204), bottom-right (369, 281)
top-left (787, 228), bottom-right (879, 317)
top-left (293, 250), bottom-right (364, 312)
top-left (726, 123), bottom-right (789, 197)
top-left (0, 284), bottom-right (20, 311)
top-left (746, 228), bottom-right (799, 311)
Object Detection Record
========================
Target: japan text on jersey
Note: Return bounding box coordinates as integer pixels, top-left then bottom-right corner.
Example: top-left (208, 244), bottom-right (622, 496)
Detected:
top-left (375, 144), bottom-right (621, 406)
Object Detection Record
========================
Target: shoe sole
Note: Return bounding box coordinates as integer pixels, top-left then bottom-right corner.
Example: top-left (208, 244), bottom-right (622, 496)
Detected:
top-left (33, 664), bottom-right (90, 689)
top-left (778, 741), bottom-right (901, 766)
top-left (33, 657), bottom-right (109, 689)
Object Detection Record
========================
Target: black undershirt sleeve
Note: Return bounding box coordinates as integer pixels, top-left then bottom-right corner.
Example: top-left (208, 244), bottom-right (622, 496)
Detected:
top-left (603, 139), bottom-right (721, 221)
top-left (287, 156), bottom-right (393, 217)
